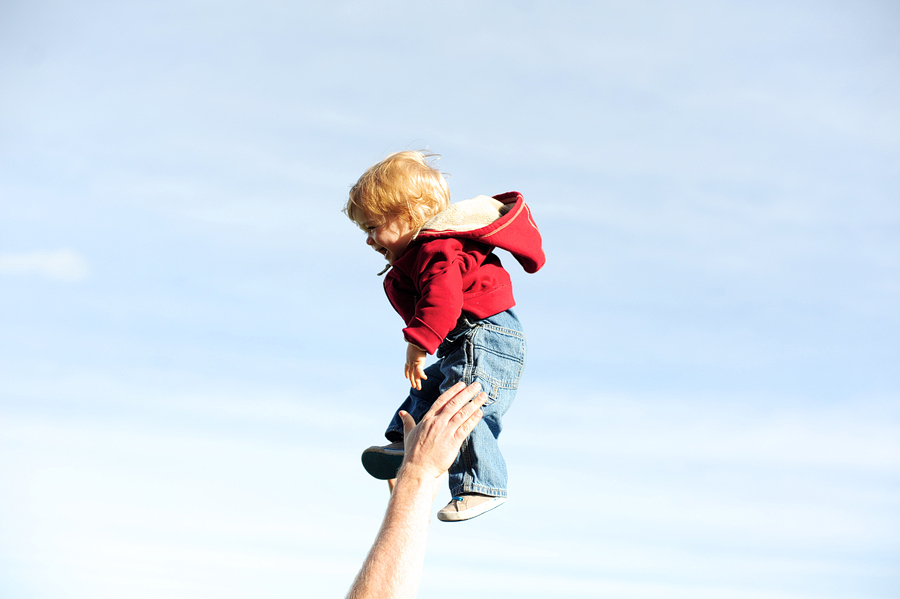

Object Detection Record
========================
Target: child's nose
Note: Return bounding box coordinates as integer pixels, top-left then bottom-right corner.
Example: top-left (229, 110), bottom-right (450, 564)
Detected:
top-left (366, 235), bottom-right (375, 246)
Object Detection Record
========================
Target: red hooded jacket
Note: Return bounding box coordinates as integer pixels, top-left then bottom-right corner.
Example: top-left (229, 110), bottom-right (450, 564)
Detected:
top-left (384, 191), bottom-right (545, 354)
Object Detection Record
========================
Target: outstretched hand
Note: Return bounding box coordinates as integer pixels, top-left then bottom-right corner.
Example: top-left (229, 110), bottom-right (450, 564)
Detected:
top-left (398, 381), bottom-right (487, 481)
top-left (345, 382), bottom-right (487, 599)
top-left (404, 343), bottom-right (428, 390)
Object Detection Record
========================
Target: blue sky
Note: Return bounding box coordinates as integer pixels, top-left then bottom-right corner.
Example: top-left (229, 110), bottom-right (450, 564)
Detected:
top-left (1, 1), bottom-right (898, 598)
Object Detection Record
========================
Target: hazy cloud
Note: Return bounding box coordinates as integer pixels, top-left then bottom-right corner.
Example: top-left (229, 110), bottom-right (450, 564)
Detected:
top-left (0, 250), bottom-right (89, 281)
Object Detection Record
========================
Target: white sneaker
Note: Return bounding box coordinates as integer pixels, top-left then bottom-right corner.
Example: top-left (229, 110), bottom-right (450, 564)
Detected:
top-left (437, 493), bottom-right (506, 522)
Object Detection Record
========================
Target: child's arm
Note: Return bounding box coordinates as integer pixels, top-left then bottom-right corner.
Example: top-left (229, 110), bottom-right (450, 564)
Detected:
top-left (399, 240), bottom-right (468, 355)
top-left (405, 342), bottom-right (428, 390)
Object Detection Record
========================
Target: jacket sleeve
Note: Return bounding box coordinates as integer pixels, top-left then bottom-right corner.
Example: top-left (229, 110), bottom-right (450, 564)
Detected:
top-left (401, 239), bottom-right (470, 354)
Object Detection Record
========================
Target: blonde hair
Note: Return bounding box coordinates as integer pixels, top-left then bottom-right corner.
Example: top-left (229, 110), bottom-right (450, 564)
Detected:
top-left (345, 151), bottom-right (450, 230)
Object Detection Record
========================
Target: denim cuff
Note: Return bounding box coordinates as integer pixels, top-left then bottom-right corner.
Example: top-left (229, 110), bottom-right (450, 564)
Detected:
top-left (385, 428), bottom-right (404, 443)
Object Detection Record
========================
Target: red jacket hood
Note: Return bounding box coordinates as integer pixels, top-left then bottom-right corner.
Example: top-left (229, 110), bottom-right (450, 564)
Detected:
top-left (414, 191), bottom-right (545, 273)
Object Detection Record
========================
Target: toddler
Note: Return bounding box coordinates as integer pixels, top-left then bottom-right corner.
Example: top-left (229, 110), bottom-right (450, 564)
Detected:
top-left (344, 151), bottom-right (544, 521)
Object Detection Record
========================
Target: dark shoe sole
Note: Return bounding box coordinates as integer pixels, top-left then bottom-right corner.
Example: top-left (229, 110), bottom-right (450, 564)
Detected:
top-left (361, 446), bottom-right (404, 480)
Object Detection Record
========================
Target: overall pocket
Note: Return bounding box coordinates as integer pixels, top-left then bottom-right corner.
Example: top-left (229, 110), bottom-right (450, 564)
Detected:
top-left (469, 321), bottom-right (526, 401)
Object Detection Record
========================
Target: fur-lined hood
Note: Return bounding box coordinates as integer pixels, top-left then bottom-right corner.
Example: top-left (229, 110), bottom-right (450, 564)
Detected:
top-left (415, 191), bottom-right (545, 274)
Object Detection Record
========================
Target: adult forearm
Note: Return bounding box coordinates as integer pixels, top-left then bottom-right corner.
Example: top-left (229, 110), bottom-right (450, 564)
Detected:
top-left (345, 382), bottom-right (487, 599)
top-left (346, 465), bottom-right (440, 599)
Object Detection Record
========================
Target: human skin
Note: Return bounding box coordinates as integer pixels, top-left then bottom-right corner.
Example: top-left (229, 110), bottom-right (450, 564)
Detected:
top-left (404, 342), bottom-right (428, 390)
top-left (345, 381), bottom-right (487, 599)
top-left (363, 215), bottom-right (428, 390)
top-left (365, 217), bottom-right (416, 264)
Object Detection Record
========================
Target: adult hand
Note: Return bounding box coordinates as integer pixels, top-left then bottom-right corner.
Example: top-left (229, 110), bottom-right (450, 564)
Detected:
top-left (398, 381), bottom-right (487, 481)
top-left (345, 381), bottom-right (486, 599)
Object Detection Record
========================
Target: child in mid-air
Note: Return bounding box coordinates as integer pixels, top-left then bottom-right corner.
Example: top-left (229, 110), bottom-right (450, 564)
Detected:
top-left (344, 151), bottom-right (545, 521)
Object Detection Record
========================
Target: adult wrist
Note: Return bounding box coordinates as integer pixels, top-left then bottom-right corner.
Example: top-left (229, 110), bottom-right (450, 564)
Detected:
top-left (395, 462), bottom-right (443, 497)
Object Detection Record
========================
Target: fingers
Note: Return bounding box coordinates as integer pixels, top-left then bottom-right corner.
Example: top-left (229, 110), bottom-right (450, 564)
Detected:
top-left (405, 344), bottom-right (427, 391)
top-left (412, 366), bottom-right (425, 390)
top-left (404, 364), bottom-right (419, 390)
top-left (455, 401), bottom-right (485, 440)
top-left (423, 381), bottom-right (468, 419)
top-left (437, 382), bottom-right (484, 418)
top-left (404, 363), bottom-right (425, 391)
top-left (399, 383), bottom-right (487, 480)
top-left (449, 390), bottom-right (487, 428)
top-left (421, 381), bottom-right (485, 428)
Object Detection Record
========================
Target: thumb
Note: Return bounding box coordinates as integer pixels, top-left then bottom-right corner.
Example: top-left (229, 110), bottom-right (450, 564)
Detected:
top-left (399, 410), bottom-right (416, 437)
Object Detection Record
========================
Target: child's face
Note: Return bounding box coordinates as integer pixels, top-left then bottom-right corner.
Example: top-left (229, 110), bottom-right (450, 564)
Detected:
top-left (365, 216), bottom-right (416, 264)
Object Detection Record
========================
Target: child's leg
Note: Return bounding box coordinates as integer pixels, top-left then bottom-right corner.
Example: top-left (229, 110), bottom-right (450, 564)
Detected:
top-left (447, 383), bottom-right (516, 496)
top-left (384, 360), bottom-right (445, 441)
top-left (439, 310), bottom-right (526, 498)
top-left (360, 361), bottom-right (446, 482)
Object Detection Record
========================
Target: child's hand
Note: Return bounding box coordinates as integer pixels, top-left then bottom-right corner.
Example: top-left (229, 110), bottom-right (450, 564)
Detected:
top-left (405, 343), bottom-right (428, 390)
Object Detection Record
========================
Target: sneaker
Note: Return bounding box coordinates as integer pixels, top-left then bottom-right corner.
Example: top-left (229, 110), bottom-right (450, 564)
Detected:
top-left (361, 441), bottom-right (404, 480)
top-left (437, 493), bottom-right (506, 522)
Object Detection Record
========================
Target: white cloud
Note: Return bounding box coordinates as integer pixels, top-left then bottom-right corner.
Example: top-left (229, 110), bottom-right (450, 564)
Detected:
top-left (510, 389), bottom-right (900, 471)
top-left (0, 249), bottom-right (89, 281)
